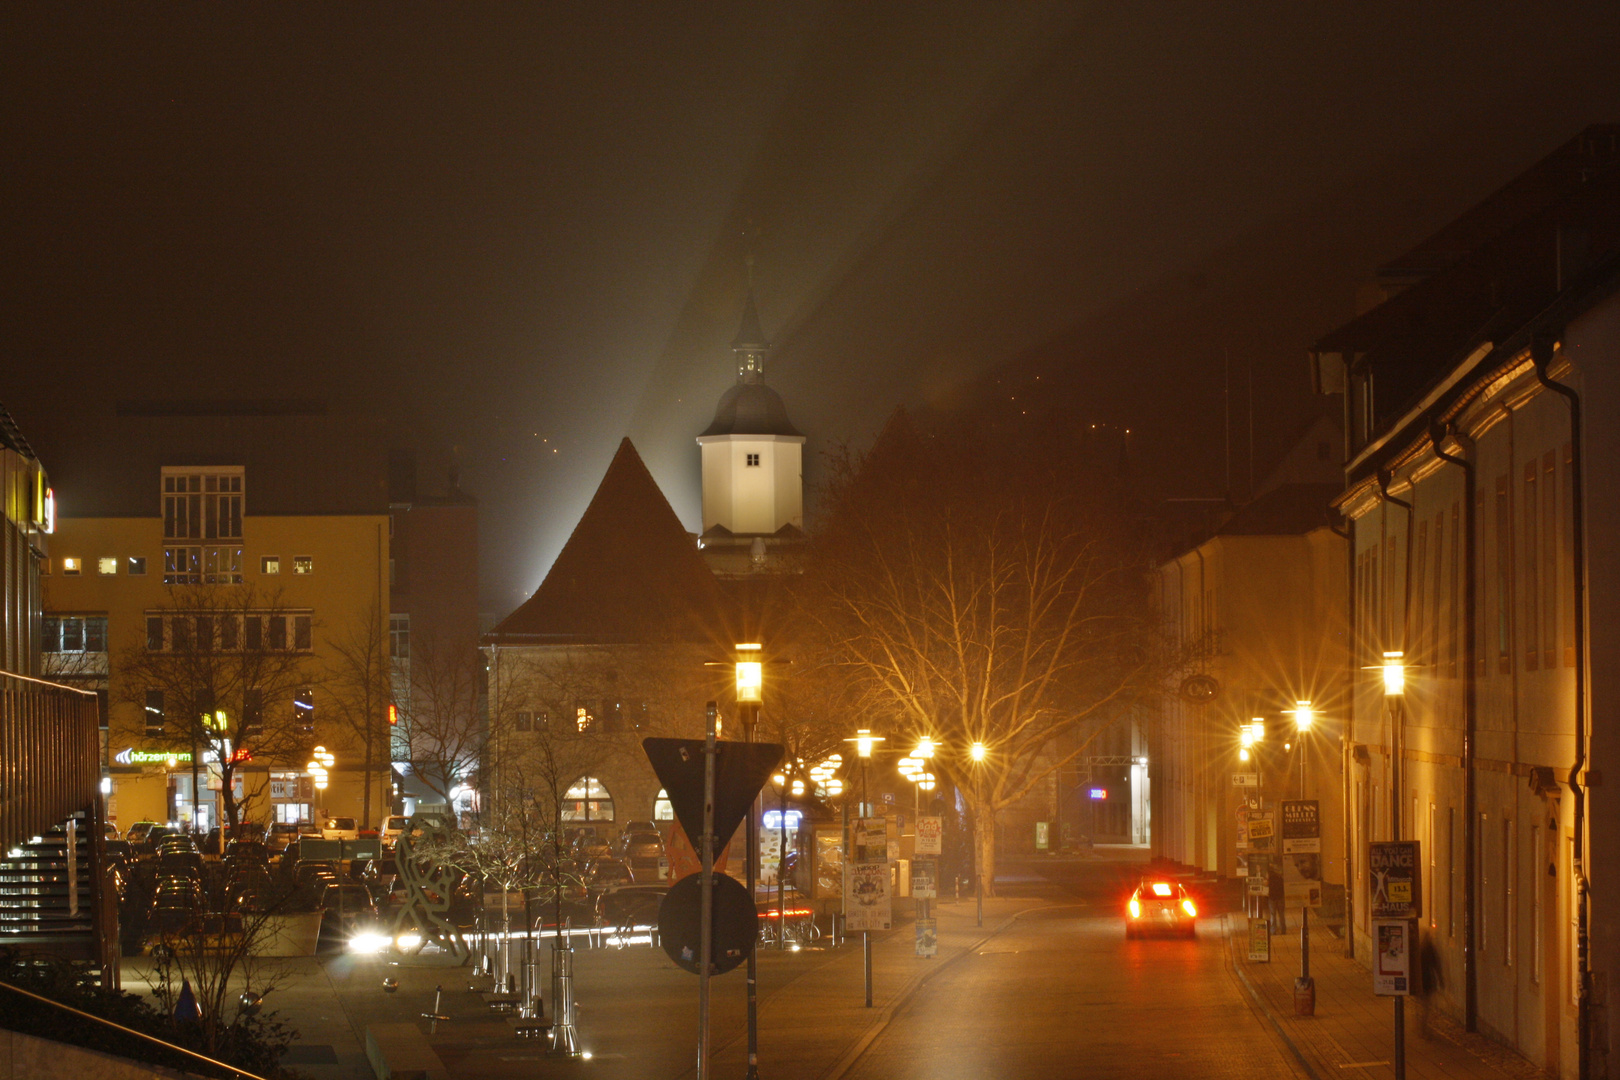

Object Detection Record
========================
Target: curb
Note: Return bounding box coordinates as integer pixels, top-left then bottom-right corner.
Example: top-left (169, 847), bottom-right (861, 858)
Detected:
top-left (1221, 913), bottom-right (1322, 1080)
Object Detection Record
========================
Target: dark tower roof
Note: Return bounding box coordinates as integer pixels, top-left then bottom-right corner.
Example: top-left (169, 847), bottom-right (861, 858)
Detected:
top-left (487, 439), bottom-right (724, 644)
top-left (700, 291), bottom-right (802, 438)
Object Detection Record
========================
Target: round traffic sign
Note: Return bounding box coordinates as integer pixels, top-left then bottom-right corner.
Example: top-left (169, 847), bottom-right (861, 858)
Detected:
top-left (658, 872), bottom-right (757, 975)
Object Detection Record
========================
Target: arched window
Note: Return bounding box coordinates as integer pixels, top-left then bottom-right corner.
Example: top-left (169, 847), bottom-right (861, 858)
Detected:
top-left (654, 788), bottom-right (674, 821)
top-left (561, 776), bottom-right (614, 822)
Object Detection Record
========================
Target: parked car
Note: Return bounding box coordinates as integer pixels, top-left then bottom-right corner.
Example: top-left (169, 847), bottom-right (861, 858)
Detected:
top-left (620, 819), bottom-right (660, 838)
top-left (584, 857), bottom-right (635, 894)
top-left (148, 874), bottom-right (204, 935)
top-left (265, 822), bottom-right (302, 856)
top-left (571, 835), bottom-right (613, 863)
top-left (124, 821), bottom-right (159, 846)
top-left (620, 834), bottom-right (667, 881)
top-left (322, 817), bottom-right (359, 841)
top-left (378, 815), bottom-right (411, 850)
top-left (224, 839), bottom-right (270, 865)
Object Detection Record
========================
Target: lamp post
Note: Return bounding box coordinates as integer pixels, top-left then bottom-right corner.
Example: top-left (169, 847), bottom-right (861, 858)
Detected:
top-left (734, 644), bottom-right (764, 1080)
top-left (1293, 700), bottom-right (1315, 1014)
top-left (849, 727), bottom-right (884, 1007)
top-left (900, 738), bottom-right (937, 956)
top-left (1382, 652), bottom-right (1408, 1080)
top-left (970, 741), bottom-right (987, 928)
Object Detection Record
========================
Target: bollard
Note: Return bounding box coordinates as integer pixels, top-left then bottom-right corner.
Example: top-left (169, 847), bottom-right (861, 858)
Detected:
top-left (421, 985), bottom-right (450, 1035)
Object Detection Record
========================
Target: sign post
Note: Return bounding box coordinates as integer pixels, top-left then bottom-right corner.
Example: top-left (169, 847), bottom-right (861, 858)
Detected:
top-left (1370, 840), bottom-right (1421, 1080)
top-left (914, 816), bottom-right (942, 959)
top-left (1282, 800), bottom-right (1321, 1015)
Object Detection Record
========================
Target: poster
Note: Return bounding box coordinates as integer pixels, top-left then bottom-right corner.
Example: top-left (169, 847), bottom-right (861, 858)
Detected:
top-left (1369, 841), bottom-right (1422, 919)
top-left (845, 862), bottom-right (892, 930)
top-left (1373, 919), bottom-right (1413, 995)
top-left (814, 827), bottom-right (843, 899)
top-left (1283, 851), bottom-right (1324, 909)
top-left (1281, 800), bottom-right (1321, 854)
top-left (911, 858), bottom-right (937, 899)
top-left (759, 829), bottom-right (783, 887)
top-left (856, 818), bottom-right (889, 863)
top-left (915, 917), bottom-right (938, 958)
top-left (915, 815), bottom-right (943, 856)
top-left (1247, 812), bottom-right (1275, 853)
top-left (1248, 917), bottom-right (1270, 961)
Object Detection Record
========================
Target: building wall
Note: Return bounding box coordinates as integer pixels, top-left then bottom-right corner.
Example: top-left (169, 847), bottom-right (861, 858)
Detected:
top-left (1340, 307), bottom-right (1619, 1075)
top-left (44, 512), bottom-right (389, 833)
top-left (698, 434), bottom-right (804, 535)
top-left (0, 440), bottom-right (49, 675)
top-left (1153, 527), bottom-right (1349, 885)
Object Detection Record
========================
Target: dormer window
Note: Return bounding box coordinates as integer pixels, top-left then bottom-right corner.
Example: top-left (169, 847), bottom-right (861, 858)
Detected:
top-left (746, 453), bottom-right (761, 467)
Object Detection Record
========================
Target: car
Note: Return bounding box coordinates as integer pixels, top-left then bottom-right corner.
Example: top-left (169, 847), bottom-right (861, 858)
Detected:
top-left (620, 819), bottom-right (660, 838)
top-left (619, 834), bottom-right (666, 880)
top-left (225, 839), bottom-right (270, 865)
top-left (584, 857), bottom-right (635, 894)
top-left (266, 822), bottom-right (303, 855)
top-left (1125, 879), bottom-right (1198, 938)
top-left (379, 815), bottom-right (411, 850)
top-left (148, 874), bottom-right (204, 934)
top-left (124, 821), bottom-right (160, 846)
top-left (315, 882), bottom-right (380, 941)
top-left (322, 817), bottom-right (359, 841)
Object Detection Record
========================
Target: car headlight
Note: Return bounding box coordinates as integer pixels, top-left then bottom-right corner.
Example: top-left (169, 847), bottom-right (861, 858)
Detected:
top-left (349, 932), bottom-right (390, 954)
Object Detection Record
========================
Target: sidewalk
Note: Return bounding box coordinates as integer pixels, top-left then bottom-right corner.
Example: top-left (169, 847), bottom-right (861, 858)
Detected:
top-left (1225, 913), bottom-right (1542, 1080)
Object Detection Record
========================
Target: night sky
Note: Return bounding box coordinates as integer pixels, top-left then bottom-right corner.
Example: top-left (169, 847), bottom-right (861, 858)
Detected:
top-left (7, 3), bottom-right (1620, 619)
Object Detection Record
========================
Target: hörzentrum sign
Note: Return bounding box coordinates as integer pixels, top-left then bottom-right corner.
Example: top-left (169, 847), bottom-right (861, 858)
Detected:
top-left (114, 747), bottom-right (193, 766)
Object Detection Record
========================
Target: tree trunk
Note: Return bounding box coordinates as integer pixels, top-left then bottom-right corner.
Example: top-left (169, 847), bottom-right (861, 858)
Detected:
top-left (977, 809), bottom-right (998, 899)
top-left (362, 722), bottom-right (374, 832)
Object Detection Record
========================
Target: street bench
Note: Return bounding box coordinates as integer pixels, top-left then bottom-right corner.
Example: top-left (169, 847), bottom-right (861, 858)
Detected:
top-left (365, 1022), bottom-right (450, 1080)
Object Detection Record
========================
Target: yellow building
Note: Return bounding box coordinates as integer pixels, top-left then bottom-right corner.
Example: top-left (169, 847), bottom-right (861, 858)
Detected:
top-left (43, 463), bottom-right (391, 835)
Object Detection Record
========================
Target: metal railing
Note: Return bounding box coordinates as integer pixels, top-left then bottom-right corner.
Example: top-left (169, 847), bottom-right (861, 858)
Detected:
top-left (0, 979), bottom-right (269, 1080)
top-left (0, 670), bottom-right (100, 853)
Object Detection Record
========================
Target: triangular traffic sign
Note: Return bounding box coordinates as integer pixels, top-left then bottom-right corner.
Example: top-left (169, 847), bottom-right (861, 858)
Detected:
top-left (643, 737), bottom-right (784, 859)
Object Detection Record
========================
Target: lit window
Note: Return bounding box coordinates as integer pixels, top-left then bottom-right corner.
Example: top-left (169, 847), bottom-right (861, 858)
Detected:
top-left (127, 557), bottom-right (146, 576)
top-left (293, 556), bottom-right (313, 575)
top-left (98, 557), bottom-right (118, 575)
top-left (560, 777), bottom-right (614, 822)
top-left (41, 616), bottom-right (108, 653)
top-left (203, 546), bottom-right (242, 584)
top-left (746, 453), bottom-right (761, 467)
top-left (654, 788), bottom-right (674, 821)
top-left (262, 556), bottom-right (280, 575)
top-left (293, 688), bottom-right (314, 734)
top-left (163, 546), bottom-right (201, 585)
top-left (62, 557), bottom-right (81, 576)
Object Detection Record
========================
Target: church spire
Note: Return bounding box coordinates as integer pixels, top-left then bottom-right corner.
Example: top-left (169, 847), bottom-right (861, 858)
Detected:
top-left (732, 253), bottom-right (768, 384)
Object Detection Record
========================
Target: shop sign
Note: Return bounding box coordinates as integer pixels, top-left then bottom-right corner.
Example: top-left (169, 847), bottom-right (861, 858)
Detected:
top-left (114, 747), bottom-right (192, 766)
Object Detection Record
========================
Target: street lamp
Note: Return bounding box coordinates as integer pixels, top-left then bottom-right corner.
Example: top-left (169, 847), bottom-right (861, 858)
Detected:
top-left (1292, 699), bottom-right (1315, 1014)
top-left (1381, 650), bottom-right (1407, 1078)
top-left (843, 727), bottom-right (886, 1008)
top-left (734, 644), bottom-right (765, 1080)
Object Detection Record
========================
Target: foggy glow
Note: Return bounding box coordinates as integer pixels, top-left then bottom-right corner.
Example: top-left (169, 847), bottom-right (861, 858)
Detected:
top-left (1382, 651), bottom-right (1405, 696)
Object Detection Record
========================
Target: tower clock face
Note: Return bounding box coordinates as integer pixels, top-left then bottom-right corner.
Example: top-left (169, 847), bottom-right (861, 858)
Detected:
top-left (1179, 674), bottom-right (1220, 703)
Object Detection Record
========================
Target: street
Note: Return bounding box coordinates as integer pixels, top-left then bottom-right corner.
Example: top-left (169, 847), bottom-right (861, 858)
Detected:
top-left (221, 856), bottom-right (1311, 1080)
top-left (841, 861), bottom-right (1302, 1080)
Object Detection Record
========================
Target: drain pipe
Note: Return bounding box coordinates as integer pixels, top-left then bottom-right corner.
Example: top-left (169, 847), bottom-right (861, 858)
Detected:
top-left (1531, 333), bottom-right (1589, 1080)
top-left (1330, 518), bottom-right (1355, 961)
top-left (1375, 468), bottom-right (1414, 842)
top-left (1428, 419), bottom-right (1478, 1033)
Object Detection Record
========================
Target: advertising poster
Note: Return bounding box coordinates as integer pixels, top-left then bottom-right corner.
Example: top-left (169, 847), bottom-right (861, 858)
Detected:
top-left (845, 862), bottom-right (892, 930)
top-left (1248, 918), bottom-right (1270, 961)
top-left (1247, 811), bottom-right (1276, 853)
top-left (915, 917), bottom-right (938, 958)
top-left (915, 815), bottom-right (943, 855)
top-left (759, 829), bottom-right (783, 887)
top-left (1369, 841), bottom-right (1422, 919)
top-left (856, 818), bottom-right (888, 863)
top-left (1283, 851), bottom-right (1324, 909)
top-left (1281, 800), bottom-right (1321, 854)
top-left (813, 828), bottom-right (843, 900)
top-left (1373, 919), bottom-right (1413, 995)
top-left (911, 858), bottom-right (937, 899)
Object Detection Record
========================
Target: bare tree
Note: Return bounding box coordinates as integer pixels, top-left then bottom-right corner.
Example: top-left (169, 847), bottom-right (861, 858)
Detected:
top-left (116, 587), bottom-right (317, 844)
top-left (395, 630), bottom-right (488, 806)
top-left (799, 413), bottom-right (1160, 893)
top-left (326, 594), bottom-right (392, 830)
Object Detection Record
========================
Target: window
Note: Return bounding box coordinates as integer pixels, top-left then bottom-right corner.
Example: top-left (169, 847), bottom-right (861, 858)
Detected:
top-left (561, 777), bottom-right (614, 822)
top-left (145, 689), bottom-right (165, 736)
top-left (389, 615), bottom-right (410, 661)
top-left (171, 616), bottom-right (191, 652)
top-left (195, 615), bottom-right (214, 651)
top-left (745, 453), bottom-right (761, 467)
top-left (146, 616), bottom-right (164, 651)
top-left (203, 546), bottom-right (243, 585)
top-left (42, 616), bottom-right (108, 653)
top-left (62, 557), bottom-right (81, 576)
top-left (654, 788), bottom-right (674, 821)
top-left (516, 711), bottom-right (533, 733)
top-left (267, 616), bottom-right (286, 650)
top-left (1532, 824), bottom-right (1543, 985)
top-left (293, 556), bottom-right (313, 575)
top-left (293, 688), bottom-right (314, 735)
top-left (244, 616), bottom-right (262, 651)
top-left (1495, 476), bottom-right (1512, 673)
top-left (163, 546), bottom-right (200, 585)
top-left (1504, 816), bottom-right (1516, 967)
top-left (97, 557), bottom-right (117, 575)
top-left (221, 615), bottom-right (238, 650)
top-left (576, 702), bottom-right (594, 732)
top-left (1448, 807), bottom-right (1457, 938)
top-left (1428, 803), bottom-right (1439, 930)
top-left (244, 688), bottom-right (263, 732)
top-left (294, 615), bottom-right (312, 651)
top-left (1543, 450), bottom-right (1558, 668)
top-left (128, 556), bottom-right (146, 576)
top-left (1431, 512), bottom-right (1445, 674)
top-left (261, 556), bottom-right (280, 575)
top-left (1479, 811), bottom-right (1489, 953)
top-left (162, 468), bottom-right (243, 541)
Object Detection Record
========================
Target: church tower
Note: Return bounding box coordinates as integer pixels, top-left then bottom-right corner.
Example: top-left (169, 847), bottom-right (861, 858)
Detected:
top-left (696, 290), bottom-right (805, 559)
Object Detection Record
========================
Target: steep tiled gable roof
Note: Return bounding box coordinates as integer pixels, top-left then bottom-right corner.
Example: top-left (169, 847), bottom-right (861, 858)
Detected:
top-left (487, 439), bottom-right (724, 644)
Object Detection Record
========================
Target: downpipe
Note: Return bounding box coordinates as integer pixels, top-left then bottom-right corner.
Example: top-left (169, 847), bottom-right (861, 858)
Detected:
top-left (1531, 334), bottom-right (1591, 1080)
top-left (1429, 419), bottom-right (1478, 1033)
